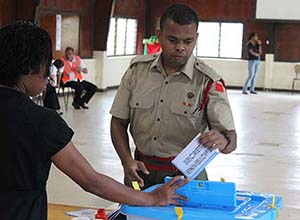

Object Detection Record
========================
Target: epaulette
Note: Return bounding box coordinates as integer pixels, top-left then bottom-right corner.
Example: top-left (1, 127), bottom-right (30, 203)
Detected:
top-left (130, 54), bottom-right (159, 67)
top-left (194, 57), bottom-right (221, 82)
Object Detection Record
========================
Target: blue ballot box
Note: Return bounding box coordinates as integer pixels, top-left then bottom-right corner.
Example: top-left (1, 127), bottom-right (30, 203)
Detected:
top-left (121, 177), bottom-right (282, 220)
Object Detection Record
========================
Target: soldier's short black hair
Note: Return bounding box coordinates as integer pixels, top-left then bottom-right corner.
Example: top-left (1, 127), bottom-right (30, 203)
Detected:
top-left (160, 4), bottom-right (199, 31)
top-left (0, 21), bottom-right (52, 87)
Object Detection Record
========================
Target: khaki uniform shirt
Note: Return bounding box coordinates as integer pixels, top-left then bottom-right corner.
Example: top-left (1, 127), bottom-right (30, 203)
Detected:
top-left (110, 53), bottom-right (235, 157)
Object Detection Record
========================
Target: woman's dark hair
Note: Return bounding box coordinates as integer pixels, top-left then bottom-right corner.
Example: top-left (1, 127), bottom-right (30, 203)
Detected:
top-left (53, 59), bottom-right (64, 69)
top-left (160, 4), bottom-right (199, 31)
top-left (248, 32), bottom-right (257, 40)
top-left (0, 21), bottom-right (52, 86)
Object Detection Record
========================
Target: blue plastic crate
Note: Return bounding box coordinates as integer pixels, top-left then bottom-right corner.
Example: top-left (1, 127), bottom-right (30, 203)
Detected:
top-left (121, 178), bottom-right (282, 220)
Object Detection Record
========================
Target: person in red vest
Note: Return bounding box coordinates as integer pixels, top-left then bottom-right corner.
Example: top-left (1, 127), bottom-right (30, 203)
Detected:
top-left (61, 47), bottom-right (97, 109)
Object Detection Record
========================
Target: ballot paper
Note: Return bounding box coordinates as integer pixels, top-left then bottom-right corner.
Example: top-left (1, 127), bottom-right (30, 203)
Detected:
top-left (65, 209), bottom-right (96, 219)
top-left (172, 133), bottom-right (219, 180)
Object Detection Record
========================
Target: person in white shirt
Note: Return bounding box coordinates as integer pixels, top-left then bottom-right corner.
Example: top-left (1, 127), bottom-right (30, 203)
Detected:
top-left (43, 59), bottom-right (64, 114)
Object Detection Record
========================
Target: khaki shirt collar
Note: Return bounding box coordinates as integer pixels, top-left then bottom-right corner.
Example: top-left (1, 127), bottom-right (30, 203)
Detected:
top-left (150, 53), bottom-right (195, 80)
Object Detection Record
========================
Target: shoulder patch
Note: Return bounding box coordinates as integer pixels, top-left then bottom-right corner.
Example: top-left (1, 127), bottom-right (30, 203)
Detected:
top-left (194, 57), bottom-right (221, 82)
top-left (130, 54), bottom-right (159, 67)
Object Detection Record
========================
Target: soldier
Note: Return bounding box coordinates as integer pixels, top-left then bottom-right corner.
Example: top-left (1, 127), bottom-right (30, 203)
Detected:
top-left (110, 4), bottom-right (237, 189)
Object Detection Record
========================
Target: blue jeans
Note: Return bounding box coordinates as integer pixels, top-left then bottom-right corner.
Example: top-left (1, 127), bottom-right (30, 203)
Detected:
top-left (243, 59), bottom-right (260, 92)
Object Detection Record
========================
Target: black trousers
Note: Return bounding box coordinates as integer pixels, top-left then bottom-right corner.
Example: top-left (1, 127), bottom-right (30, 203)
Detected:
top-left (63, 80), bottom-right (97, 105)
top-left (43, 84), bottom-right (60, 110)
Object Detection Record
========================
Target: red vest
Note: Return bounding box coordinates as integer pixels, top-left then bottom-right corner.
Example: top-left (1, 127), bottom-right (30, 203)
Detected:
top-left (61, 56), bottom-right (83, 84)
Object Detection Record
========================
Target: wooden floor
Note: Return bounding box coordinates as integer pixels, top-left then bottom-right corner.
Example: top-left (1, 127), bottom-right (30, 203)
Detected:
top-left (46, 90), bottom-right (300, 220)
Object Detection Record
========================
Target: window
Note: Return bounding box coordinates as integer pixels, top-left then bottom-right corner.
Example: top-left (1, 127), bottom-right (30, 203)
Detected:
top-left (195, 22), bottom-right (243, 59)
top-left (107, 17), bottom-right (137, 56)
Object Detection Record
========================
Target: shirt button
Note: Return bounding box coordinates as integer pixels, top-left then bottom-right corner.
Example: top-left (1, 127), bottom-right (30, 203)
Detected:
top-left (153, 137), bottom-right (157, 141)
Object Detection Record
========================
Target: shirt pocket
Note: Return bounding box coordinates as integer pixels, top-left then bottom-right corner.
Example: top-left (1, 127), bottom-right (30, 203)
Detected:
top-left (129, 96), bottom-right (155, 135)
top-left (169, 101), bottom-right (206, 131)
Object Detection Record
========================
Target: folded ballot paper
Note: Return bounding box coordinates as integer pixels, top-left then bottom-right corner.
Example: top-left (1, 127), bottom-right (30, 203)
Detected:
top-left (172, 133), bottom-right (219, 180)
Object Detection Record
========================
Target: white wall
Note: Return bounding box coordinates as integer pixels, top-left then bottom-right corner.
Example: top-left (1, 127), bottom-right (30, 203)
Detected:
top-left (272, 62), bottom-right (295, 90)
top-left (84, 52), bottom-right (299, 91)
top-left (84, 51), bottom-right (133, 90)
top-left (82, 58), bottom-right (97, 85)
top-left (102, 55), bottom-right (133, 88)
top-left (203, 58), bottom-right (265, 88)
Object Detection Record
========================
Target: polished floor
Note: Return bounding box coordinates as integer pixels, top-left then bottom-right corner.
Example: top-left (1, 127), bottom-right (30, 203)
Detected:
top-left (47, 90), bottom-right (300, 219)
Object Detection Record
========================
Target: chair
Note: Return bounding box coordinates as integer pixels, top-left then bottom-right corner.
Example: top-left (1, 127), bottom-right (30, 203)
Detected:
top-left (57, 74), bottom-right (74, 111)
top-left (292, 64), bottom-right (300, 94)
top-left (58, 84), bottom-right (75, 111)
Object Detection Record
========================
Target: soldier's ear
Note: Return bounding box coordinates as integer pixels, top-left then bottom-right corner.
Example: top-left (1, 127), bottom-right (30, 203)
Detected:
top-left (195, 32), bottom-right (199, 42)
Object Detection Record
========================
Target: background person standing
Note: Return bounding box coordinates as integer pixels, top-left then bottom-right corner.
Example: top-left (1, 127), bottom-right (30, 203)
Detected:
top-left (242, 32), bottom-right (262, 95)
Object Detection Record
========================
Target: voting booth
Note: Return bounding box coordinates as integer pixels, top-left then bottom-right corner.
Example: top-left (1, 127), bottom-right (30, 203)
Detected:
top-left (121, 177), bottom-right (282, 220)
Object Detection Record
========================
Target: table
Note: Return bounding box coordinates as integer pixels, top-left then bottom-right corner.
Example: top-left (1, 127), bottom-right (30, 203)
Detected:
top-left (48, 203), bottom-right (95, 220)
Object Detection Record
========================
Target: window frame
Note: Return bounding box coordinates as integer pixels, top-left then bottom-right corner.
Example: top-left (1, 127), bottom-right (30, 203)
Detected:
top-left (106, 16), bottom-right (138, 57)
top-left (195, 21), bottom-right (245, 60)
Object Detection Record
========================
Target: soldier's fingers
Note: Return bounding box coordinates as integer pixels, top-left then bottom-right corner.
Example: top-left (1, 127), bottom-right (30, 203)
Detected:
top-left (200, 136), bottom-right (219, 148)
top-left (137, 161), bottom-right (150, 175)
top-left (209, 142), bottom-right (219, 150)
top-left (200, 129), bottom-right (218, 137)
top-left (200, 132), bottom-right (217, 143)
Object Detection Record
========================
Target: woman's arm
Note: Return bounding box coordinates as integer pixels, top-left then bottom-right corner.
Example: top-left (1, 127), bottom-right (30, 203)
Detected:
top-left (51, 142), bottom-right (188, 206)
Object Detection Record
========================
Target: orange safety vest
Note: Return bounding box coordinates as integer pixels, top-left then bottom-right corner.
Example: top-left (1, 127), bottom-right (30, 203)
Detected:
top-left (61, 55), bottom-right (83, 84)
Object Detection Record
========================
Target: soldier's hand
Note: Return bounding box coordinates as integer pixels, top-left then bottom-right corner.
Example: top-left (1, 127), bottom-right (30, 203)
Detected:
top-left (123, 159), bottom-right (149, 187)
top-left (199, 130), bottom-right (228, 151)
top-left (149, 176), bottom-right (189, 206)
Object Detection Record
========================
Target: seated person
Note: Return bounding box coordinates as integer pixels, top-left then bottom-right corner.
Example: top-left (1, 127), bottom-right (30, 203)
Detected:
top-left (0, 21), bottom-right (188, 220)
top-left (43, 59), bottom-right (64, 114)
top-left (61, 47), bottom-right (97, 109)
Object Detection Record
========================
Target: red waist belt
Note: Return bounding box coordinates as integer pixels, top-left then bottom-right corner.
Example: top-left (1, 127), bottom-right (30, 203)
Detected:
top-left (135, 150), bottom-right (178, 172)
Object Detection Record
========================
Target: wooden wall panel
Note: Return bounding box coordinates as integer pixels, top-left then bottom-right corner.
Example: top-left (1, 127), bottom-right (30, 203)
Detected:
top-left (39, 13), bottom-right (56, 57)
top-left (0, 0), bottom-right (17, 27)
top-left (147, 0), bottom-right (300, 61)
top-left (16, 0), bottom-right (36, 21)
top-left (1, 0), bottom-right (300, 61)
top-left (113, 0), bottom-right (146, 54)
top-left (94, 0), bottom-right (115, 51)
top-left (39, 0), bottom-right (93, 57)
top-left (275, 24), bottom-right (300, 62)
top-left (149, 0), bottom-right (266, 59)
